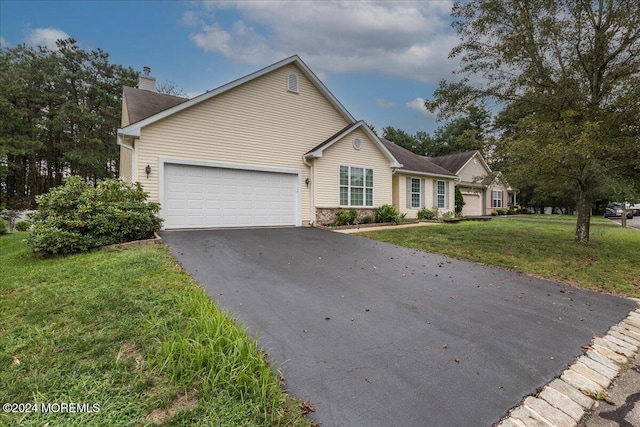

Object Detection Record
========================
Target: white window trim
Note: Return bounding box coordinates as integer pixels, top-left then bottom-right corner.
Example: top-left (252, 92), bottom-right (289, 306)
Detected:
top-left (436, 180), bottom-right (447, 209)
top-left (410, 177), bottom-right (421, 208)
top-left (287, 72), bottom-right (299, 93)
top-left (339, 164), bottom-right (374, 207)
top-left (492, 190), bottom-right (503, 208)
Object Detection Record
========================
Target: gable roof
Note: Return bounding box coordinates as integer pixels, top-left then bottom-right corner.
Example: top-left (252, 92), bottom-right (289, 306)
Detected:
top-left (123, 87), bottom-right (188, 125)
top-left (428, 151), bottom-right (490, 175)
top-left (378, 138), bottom-right (457, 178)
top-left (118, 55), bottom-right (355, 138)
top-left (305, 122), bottom-right (401, 168)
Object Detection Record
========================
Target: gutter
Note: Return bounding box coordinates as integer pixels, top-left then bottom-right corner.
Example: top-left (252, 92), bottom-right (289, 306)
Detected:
top-left (302, 155), bottom-right (315, 226)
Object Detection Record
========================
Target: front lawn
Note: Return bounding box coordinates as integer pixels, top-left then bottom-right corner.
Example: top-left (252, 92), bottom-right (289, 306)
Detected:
top-left (357, 219), bottom-right (640, 297)
top-left (0, 233), bottom-right (309, 427)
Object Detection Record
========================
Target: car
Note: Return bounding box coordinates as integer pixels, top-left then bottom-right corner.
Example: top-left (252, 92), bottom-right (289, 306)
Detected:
top-left (604, 203), bottom-right (633, 219)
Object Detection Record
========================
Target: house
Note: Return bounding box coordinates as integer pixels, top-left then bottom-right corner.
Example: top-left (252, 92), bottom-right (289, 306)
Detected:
top-left (117, 55), bottom-right (457, 229)
top-left (428, 151), bottom-right (517, 216)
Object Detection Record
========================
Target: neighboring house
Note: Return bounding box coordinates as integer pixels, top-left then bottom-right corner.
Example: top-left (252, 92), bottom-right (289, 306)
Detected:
top-left (117, 55), bottom-right (457, 229)
top-left (429, 151), bottom-right (517, 216)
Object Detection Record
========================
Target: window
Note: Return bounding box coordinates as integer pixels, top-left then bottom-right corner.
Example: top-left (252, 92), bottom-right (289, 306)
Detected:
top-left (340, 166), bottom-right (373, 207)
top-left (492, 190), bottom-right (503, 208)
top-left (411, 178), bottom-right (421, 208)
top-left (436, 180), bottom-right (446, 209)
top-left (287, 73), bottom-right (298, 93)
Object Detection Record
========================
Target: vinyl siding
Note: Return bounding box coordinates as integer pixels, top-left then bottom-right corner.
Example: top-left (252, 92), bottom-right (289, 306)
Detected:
top-left (314, 128), bottom-right (392, 208)
top-left (458, 154), bottom-right (489, 182)
top-left (396, 174), bottom-right (456, 218)
top-left (134, 64), bottom-right (351, 225)
top-left (119, 146), bottom-right (132, 182)
top-left (486, 182), bottom-right (510, 213)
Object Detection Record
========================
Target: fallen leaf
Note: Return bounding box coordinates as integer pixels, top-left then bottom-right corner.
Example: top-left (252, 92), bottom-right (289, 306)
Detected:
top-left (279, 374), bottom-right (286, 381)
top-left (299, 401), bottom-right (315, 414)
top-left (441, 344), bottom-right (448, 349)
top-left (12, 356), bottom-right (20, 365)
top-left (303, 329), bottom-right (308, 333)
top-left (365, 308), bottom-right (370, 312)
top-left (365, 377), bottom-right (372, 383)
top-left (454, 358), bottom-right (460, 363)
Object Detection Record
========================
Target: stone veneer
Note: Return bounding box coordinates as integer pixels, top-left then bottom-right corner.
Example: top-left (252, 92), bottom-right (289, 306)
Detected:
top-left (315, 207), bottom-right (378, 226)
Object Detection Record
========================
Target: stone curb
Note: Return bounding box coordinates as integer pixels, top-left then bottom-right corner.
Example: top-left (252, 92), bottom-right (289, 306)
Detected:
top-left (495, 306), bottom-right (640, 427)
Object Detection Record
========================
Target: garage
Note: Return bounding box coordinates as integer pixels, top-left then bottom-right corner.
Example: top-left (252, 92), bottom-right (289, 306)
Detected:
top-left (162, 163), bottom-right (299, 229)
top-left (462, 191), bottom-right (482, 216)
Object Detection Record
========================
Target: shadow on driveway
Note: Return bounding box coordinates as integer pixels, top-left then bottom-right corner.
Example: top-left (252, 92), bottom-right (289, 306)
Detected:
top-left (162, 227), bottom-right (635, 427)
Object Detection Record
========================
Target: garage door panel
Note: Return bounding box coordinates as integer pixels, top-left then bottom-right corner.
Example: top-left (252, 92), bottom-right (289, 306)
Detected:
top-left (164, 164), bottom-right (298, 229)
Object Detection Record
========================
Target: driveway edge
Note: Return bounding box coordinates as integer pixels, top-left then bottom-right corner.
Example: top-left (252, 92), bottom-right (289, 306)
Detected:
top-left (495, 305), bottom-right (640, 427)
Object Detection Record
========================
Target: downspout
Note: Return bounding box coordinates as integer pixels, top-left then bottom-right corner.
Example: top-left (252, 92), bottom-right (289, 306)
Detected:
top-left (302, 155), bottom-right (315, 226)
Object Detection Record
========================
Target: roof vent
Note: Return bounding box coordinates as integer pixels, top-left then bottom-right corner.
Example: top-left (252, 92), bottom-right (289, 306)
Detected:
top-left (138, 66), bottom-right (156, 92)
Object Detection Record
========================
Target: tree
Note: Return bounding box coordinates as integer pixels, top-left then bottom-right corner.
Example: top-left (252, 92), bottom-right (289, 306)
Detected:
top-left (0, 39), bottom-right (137, 208)
top-left (382, 126), bottom-right (425, 154)
top-left (156, 80), bottom-right (186, 97)
top-left (444, 0), bottom-right (640, 243)
top-left (423, 105), bottom-right (493, 157)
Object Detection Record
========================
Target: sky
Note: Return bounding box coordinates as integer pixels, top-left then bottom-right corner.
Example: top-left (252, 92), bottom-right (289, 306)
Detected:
top-left (0, 0), bottom-right (462, 134)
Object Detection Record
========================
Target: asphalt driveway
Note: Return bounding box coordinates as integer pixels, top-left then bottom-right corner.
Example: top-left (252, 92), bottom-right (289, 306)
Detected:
top-left (161, 227), bottom-right (635, 426)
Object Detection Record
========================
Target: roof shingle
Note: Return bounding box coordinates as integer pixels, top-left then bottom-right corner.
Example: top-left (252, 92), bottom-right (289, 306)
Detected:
top-left (428, 151), bottom-right (479, 174)
top-left (378, 138), bottom-right (457, 177)
top-left (123, 86), bottom-right (188, 125)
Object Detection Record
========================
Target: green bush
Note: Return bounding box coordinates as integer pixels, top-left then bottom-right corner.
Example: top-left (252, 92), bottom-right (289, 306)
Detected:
top-left (0, 217), bottom-right (7, 235)
top-left (15, 220), bottom-right (30, 232)
top-left (361, 215), bottom-right (373, 224)
top-left (491, 210), bottom-right (499, 216)
top-left (455, 186), bottom-right (465, 216)
top-left (334, 209), bottom-right (358, 226)
top-left (417, 208), bottom-right (437, 220)
top-left (375, 204), bottom-right (406, 224)
top-left (26, 176), bottom-right (162, 255)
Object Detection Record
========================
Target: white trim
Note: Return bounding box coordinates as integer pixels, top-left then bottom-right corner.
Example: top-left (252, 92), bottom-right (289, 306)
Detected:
top-left (397, 169), bottom-right (459, 181)
top-left (119, 55), bottom-right (355, 138)
top-left (410, 177), bottom-right (422, 209)
top-left (338, 164), bottom-right (375, 208)
top-left (158, 157), bottom-right (302, 229)
top-left (305, 121), bottom-right (401, 168)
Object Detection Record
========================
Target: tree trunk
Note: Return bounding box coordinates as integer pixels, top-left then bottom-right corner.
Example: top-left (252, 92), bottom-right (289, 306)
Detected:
top-left (575, 189), bottom-right (591, 244)
top-left (621, 202), bottom-right (628, 228)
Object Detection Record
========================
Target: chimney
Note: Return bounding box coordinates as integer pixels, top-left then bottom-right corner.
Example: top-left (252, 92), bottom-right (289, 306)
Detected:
top-left (138, 66), bottom-right (156, 92)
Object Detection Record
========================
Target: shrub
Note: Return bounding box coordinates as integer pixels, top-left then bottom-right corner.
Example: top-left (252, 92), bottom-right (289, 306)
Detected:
top-left (454, 186), bottom-right (465, 216)
top-left (361, 215), bottom-right (373, 224)
top-left (491, 210), bottom-right (499, 216)
top-left (375, 204), bottom-right (406, 224)
top-left (334, 209), bottom-right (358, 226)
top-left (15, 220), bottom-right (30, 232)
top-left (417, 208), bottom-right (437, 220)
top-left (441, 211), bottom-right (454, 220)
top-left (0, 217), bottom-right (7, 235)
top-left (26, 176), bottom-right (162, 255)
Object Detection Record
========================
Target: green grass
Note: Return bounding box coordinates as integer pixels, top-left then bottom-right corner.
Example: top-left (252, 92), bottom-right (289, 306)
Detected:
top-left (0, 233), bottom-right (310, 427)
top-left (357, 219), bottom-right (640, 297)
top-left (507, 214), bottom-right (612, 223)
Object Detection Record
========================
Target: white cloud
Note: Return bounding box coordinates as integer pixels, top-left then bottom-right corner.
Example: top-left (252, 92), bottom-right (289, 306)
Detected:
top-left (185, 1), bottom-right (459, 82)
top-left (0, 37), bottom-right (9, 47)
top-left (375, 99), bottom-right (396, 109)
top-left (24, 28), bottom-right (70, 50)
top-left (406, 97), bottom-right (435, 118)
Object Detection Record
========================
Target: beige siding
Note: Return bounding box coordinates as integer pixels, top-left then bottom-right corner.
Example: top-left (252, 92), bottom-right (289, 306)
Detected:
top-left (486, 182), bottom-right (510, 213)
top-left (134, 64), bottom-right (351, 225)
top-left (458, 154), bottom-right (489, 182)
top-left (119, 146), bottom-right (132, 182)
top-left (396, 174), bottom-right (456, 218)
top-left (392, 174), bottom-right (400, 211)
top-left (314, 128), bottom-right (393, 209)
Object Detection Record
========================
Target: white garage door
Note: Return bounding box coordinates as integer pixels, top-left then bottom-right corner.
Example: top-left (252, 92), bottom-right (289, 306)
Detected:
top-left (163, 163), bottom-right (298, 229)
top-left (462, 193), bottom-right (482, 216)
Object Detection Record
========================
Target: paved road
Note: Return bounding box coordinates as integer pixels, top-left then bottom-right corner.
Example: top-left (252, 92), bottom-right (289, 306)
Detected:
top-left (162, 228), bottom-right (635, 427)
top-left (608, 215), bottom-right (640, 229)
